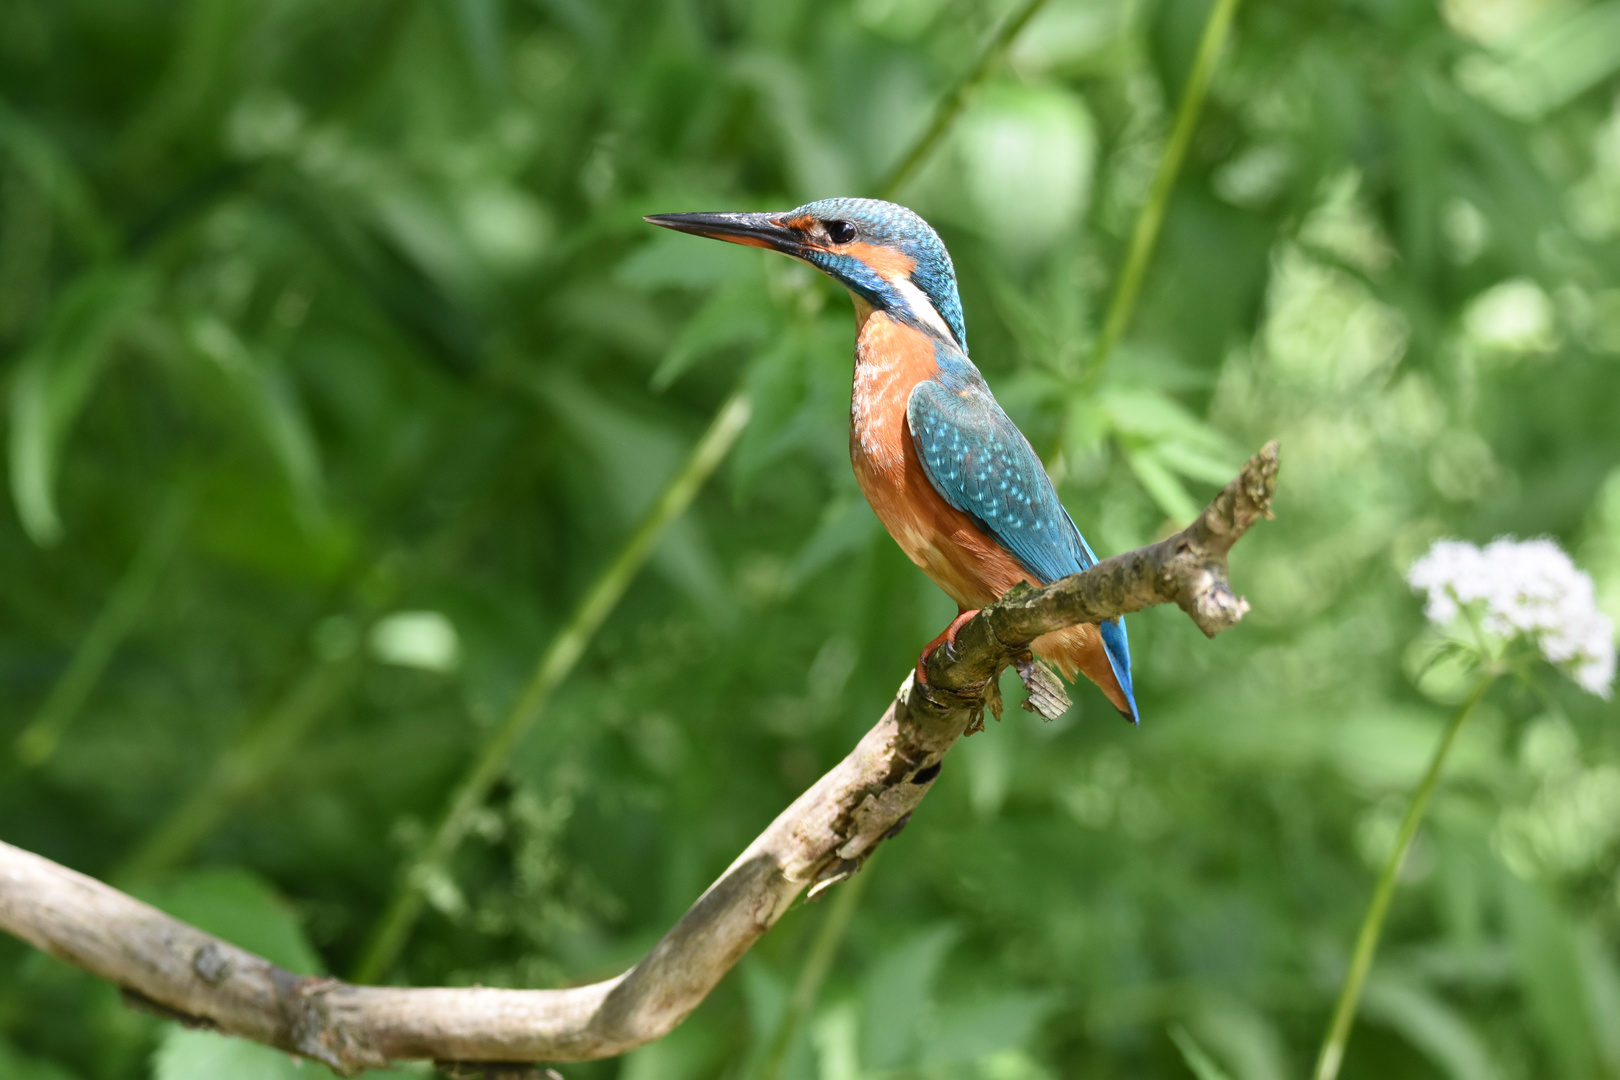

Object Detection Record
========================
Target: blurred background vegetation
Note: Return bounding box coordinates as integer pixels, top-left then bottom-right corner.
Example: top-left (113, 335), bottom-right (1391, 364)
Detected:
top-left (2, 0), bottom-right (1619, 1077)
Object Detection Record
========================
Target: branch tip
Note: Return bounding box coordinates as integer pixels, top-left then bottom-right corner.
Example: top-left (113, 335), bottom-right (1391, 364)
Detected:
top-left (923, 441), bottom-right (1278, 691)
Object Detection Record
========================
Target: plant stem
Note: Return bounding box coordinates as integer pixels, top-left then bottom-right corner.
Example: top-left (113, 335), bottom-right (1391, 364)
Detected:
top-left (1085, 0), bottom-right (1242, 381)
top-left (116, 643), bottom-right (368, 881)
top-left (15, 491), bottom-right (190, 768)
top-left (350, 391), bottom-right (752, 984)
top-left (753, 858), bottom-right (874, 1080)
top-left (877, 0), bottom-right (1055, 199)
top-left (1311, 671), bottom-right (1497, 1080)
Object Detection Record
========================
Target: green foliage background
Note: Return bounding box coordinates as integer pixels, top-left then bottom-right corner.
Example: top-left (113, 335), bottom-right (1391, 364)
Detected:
top-left (3, 0), bottom-right (1620, 1077)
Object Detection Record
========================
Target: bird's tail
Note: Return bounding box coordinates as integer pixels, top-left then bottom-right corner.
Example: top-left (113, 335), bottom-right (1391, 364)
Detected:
top-left (1097, 617), bottom-right (1138, 725)
top-left (1031, 618), bottom-right (1139, 724)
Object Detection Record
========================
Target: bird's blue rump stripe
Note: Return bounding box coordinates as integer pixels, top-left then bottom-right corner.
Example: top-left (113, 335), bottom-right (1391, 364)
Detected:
top-left (1098, 617), bottom-right (1138, 723)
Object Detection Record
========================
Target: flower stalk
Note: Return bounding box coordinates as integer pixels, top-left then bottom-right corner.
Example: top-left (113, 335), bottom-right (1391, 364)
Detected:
top-left (1311, 669), bottom-right (1497, 1080)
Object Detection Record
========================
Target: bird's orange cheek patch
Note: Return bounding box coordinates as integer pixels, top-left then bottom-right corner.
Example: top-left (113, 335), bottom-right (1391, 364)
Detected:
top-left (844, 242), bottom-right (916, 279)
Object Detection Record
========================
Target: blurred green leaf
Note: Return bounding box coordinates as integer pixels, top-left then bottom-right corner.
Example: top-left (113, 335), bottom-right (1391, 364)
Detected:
top-left (1154, 437), bottom-right (1246, 486)
top-left (1361, 976), bottom-right (1500, 1080)
top-left (1575, 923), bottom-right (1620, 1073)
top-left (787, 497), bottom-right (879, 591)
top-left (954, 82), bottom-right (1098, 254)
top-left (185, 313), bottom-right (325, 525)
top-left (1124, 445), bottom-right (1201, 524)
top-left (538, 375), bottom-right (731, 613)
top-left (733, 332), bottom-right (811, 497)
top-left (860, 924), bottom-right (959, 1069)
top-left (1502, 875), bottom-right (1601, 1079)
top-left (0, 101), bottom-right (114, 258)
top-left (368, 185), bottom-right (491, 303)
top-left (8, 269), bottom-right (151, 545)
top-left (452, 0), bottom-right (504, 91)
top-left (651, 274), bottom-right (776, 391)
top-left (620, 230), bottom-right (763, 290)
top-left (741, 959), bottom-right (809, 1078)
top-left (0, 1041), bottom-right (78, 1080)
top-left (958, 714), bottom-right (1015, 817)
top-left (1459, 2), bottom-right (1620, 119)
top-left (1170, 1025), bottom-right (1238, 1080)
top-left (152, 1030), bottom-right (310, 1080)
top-left (1182, 997), bottom-right (1290, 1080)
top-left (921, 991), bottom-right (1056, 1065)
top-left (811, 1001), bottom-right (861, 1080)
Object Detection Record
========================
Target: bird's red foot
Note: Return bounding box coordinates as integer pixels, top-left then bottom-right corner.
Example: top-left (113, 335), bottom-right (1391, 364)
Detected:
top-left (915, 609), bottom-right (982, 688)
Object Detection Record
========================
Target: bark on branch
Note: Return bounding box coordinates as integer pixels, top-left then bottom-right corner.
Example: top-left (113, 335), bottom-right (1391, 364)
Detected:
top-left (0, 442), bottom-right (1278, 1076)
top-left (926, 439), bottom-right (1278, 697)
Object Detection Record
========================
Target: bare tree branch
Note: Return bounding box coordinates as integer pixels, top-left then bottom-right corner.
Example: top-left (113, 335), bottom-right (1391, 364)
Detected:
top-left (926, 439), bottom-right (1279, 697)
top-left (0, 443), bottom-right (1278, 1076)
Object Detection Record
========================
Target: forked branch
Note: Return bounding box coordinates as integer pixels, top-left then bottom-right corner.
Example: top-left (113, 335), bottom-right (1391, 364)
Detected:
top-left (0, 442), bottom-right (1278, 1076)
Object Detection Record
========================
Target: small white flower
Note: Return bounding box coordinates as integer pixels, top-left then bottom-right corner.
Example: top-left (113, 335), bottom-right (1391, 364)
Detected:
top-left (1408, 536), bottom-right (1617, 698)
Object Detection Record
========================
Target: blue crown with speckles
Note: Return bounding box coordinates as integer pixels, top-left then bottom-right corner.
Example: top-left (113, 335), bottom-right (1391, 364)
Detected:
top-left (787, 198), bottom-right (967, 352)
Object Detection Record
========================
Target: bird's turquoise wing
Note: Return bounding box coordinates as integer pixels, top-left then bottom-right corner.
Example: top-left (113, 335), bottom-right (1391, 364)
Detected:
top-left (907, 371), bottom-right (1138, 721)
top-left (906, 377), bottom-right (1089, 584)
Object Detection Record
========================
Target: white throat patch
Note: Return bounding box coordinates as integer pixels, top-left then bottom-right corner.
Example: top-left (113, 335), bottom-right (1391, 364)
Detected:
top-left (889, 275), bottom-right (955, 342)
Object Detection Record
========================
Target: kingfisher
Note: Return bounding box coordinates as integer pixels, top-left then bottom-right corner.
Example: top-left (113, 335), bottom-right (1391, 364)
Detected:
top-left (646, 198), bottom-right (1137, 723)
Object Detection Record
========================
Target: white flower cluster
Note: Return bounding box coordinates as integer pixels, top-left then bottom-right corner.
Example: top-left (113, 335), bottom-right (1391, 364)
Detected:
top-left (1408, 536), bottom-right (1616, 698)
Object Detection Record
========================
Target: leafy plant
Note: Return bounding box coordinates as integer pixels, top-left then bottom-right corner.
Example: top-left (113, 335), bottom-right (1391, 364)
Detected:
top-left (2, 0), bottom-right (1618, 1078)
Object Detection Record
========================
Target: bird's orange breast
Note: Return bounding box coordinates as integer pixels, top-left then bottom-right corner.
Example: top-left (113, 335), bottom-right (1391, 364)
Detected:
top-left (848, 309), bottom-right (1024, 610)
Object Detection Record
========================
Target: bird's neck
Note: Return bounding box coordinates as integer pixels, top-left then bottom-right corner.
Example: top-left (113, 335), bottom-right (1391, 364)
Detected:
top-left (846, 279), bottom-right (955, 345)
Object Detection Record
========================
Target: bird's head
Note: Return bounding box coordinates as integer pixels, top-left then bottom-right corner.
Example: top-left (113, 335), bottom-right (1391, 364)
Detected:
top-left (645, 197), bottom-right (967, 350)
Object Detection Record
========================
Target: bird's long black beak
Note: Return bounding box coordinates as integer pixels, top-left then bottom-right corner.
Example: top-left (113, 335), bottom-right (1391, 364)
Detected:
top-left (643, 211), bottom-right (802, 254)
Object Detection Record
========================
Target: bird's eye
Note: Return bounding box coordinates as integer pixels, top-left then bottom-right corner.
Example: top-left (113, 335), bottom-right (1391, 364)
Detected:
top-left (825, 219), bottom-right (857, 244)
